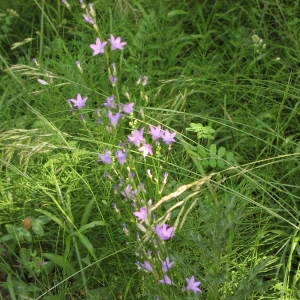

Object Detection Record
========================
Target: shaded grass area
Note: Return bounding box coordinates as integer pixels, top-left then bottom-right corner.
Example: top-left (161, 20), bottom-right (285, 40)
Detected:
top-left (0, 0), bottom-right (299, 299)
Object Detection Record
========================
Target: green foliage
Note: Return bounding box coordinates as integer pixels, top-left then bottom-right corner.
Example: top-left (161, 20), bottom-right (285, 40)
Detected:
top-left (186, 123), bottom-right (215, 140)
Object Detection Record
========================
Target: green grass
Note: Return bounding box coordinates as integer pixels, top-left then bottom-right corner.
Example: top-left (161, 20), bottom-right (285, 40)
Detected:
top-left (0, 0), bottom-right (299, 299)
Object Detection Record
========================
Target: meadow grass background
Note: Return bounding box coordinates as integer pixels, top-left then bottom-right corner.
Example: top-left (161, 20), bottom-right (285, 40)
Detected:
top-left (0, 0), bottom-right (299, 299)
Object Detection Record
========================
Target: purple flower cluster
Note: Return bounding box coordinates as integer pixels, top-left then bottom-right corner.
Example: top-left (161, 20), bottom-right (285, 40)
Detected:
top-left (149, 125), bottom-right (176, 145)
top-left (97, 149), bottom-right (127, 165)
top-left (101, 94), bottom-right (134, 127)
top-left (90, 35), bottom-right (126, 55)
top-left (65, 24), bottom-right (201, 295)
top-left (126, 125), bottom-right (176, 158)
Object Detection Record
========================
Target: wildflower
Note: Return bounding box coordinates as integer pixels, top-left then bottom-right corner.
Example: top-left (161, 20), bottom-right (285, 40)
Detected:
top-left (128, 171), bottom-right (135, 178)
top-left (163, 172), bottom-right (169, 184)
top-left (68, 94), bottom-right (88, 109)
top-left (108, 111), bottom-right (121, 127)
top-left (61, 0), bottom-right (70, 9)
top-left (97, 150), bottom-right (112, 164)
top-left (116, 149), bottom-right (126, 165)
top-left (111, 62), bottom-right (117, 74)
top-left (37, 79), bottom-right (48, 85)
top-left (90, 38), bottom-right (107, 55)
top-left (109, 34), bottom-right (127, 50)
top-left (133, 207), bottom-right (148, 221)
top-left (103, 95), bottom-right (116, 108)
top-left (32, 58), bottom-right (39, 66)
top-left (138, 143), bottom-right (153, 157)
top-left (112, 202), bottom-right (119, 213)
top-left (137, 183), bottom-right (146, 193)
top-left (162, 130), bottom-right (176, 145)
top-left (75, 60), bottom-right (83, 73)
top-left (128, 128), bottom-right (145, 146)
top-left (122, 223), bottom-right (129, 236)
top-left (122, 103), bottom-right (134, 114)
top-left (83, 13), bottom-right (94, 24)
top-left (137, 260), bottom-right (153, 272)
top-left (121, 184), bottom-right (136, 200)
top-left (142, 75), bottom-right (148, 86)
top-left (162, 257), bottom-right (174, 273)
top-left (137, 75), bottom-right (149, 86)
top-left (153, 224), bottom-right (174, 240)
top-left (109, 75), bottom-right (118, 86)
top-left (149, 125), bottom-right (163, 141)
top-left (185, 276), bottom-right (202, 293)
top-left (88, 3), bottom-right (95, 16)
top-left (159, 275), bottom-right (172, 285)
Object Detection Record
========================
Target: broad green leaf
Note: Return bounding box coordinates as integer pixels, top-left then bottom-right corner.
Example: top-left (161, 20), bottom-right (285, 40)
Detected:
top-left (76, 233), bottom-right (96, 258)
top-left (43, 253), bottom-right (75, 275)
top-left (35, 209), bottom-right (68, 231)
top-left (209, 144), bottom-right (217, 156)
top-left (218, 146), bottom-right (226, 157)
top-left (78, 221), bottom-right (106, 233)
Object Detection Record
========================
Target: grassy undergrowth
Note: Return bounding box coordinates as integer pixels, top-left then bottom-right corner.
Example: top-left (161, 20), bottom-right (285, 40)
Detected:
top-left (0, 0), bottom-right (299, 299)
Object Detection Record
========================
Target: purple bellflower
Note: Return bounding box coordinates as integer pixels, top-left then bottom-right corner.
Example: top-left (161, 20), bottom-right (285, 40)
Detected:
top-left (83, 14), bottom-right (94, 24)
top-left (103, 96), bottom-right (116, 108)
top-left (133, 207), bottom-right (148, 221)
top-left (109, 75), bottom-right (118, 86)
top-left (122, 103), bottom-right (134, 114)
top-left (185, 276), bottom-right (202, 293)
top-left (97, 150), bottom-right (112, 164)
top-left (128, 128), bottom-right (145, 146)
top-left (109, 34), bottom-right (127, 50)
top-left (121, 184), bottom-right (136, 200)
top-left (37, 79), bottom-right (49, 85)
top-left (153, 224), bottom-right (174, 240)
top-left (137, 260), bottom-right (153, 272)
top-left (138, 143), bottom-right (153, 157)
top-left (68, 94), bottom-right (88, 109)
top-left (162, 257), bottom-right (174, 273)
top-left (108, 111), bottom-right (121, 127)
top-left (149, 125), bottom-right (163, 141)
top-left (61, 0), bottom-right (70, 8)
top-left (90, 38), bottom-right (107, 55)
top-left (116, 149), bottom-right (126, 165)
top-left (159, 275), bottom-right (172, 285)
top-left (162, 129), bottom-right (176, 145)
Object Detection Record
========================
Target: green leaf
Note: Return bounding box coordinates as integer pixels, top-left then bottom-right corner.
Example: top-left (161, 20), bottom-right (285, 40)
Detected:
top-left (167, 10), bottom-right (188, 18)
top-left (32, 220), bottom-right (44, 236)
top-left (35, 209), bottom-right (68, 231)
top-left (43, 253), bottom-right (75, 275)
top-left (209, 144), bottom-right (217, 156)
top-left (209, 158), bottom-right (217, 168)
top-left (186, 123), bottom-right (215, 140)
top-left (80, 200), bottom-right (94, 227)
top-left (78, 221), bottom-right (106, 234)
top-left (75, 233), bottom-right (96, 258)
top-left (218, 146), bottom-right (226, 157)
